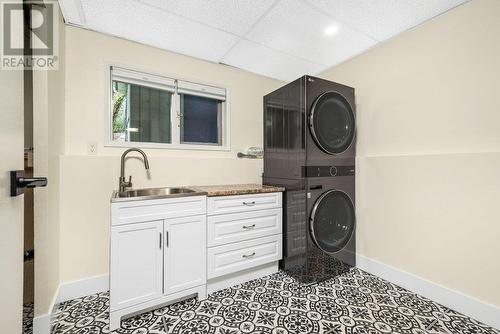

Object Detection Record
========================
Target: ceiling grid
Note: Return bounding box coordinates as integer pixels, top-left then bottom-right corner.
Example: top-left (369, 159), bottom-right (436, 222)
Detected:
top-left (58, 0), bottom-right (470, 81)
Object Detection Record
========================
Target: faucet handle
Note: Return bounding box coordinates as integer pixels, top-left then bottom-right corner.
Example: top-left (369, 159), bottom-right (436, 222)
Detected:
top-left (119, 175), bottom-right (132, 187)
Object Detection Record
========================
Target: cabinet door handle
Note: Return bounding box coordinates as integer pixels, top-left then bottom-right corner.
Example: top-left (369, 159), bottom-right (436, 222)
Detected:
top-left (242, 201), bottom-right (256, 206)
top-left (159, 232), bottom-right (162, 249)
top-left (242, 224), bottom-right (256, 229)
top-left (166, 231), bottom-right (169, 248)
top-left (242, 252), bottom-right (256, 259)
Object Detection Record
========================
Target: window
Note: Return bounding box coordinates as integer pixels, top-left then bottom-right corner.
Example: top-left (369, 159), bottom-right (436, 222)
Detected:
top-left (180, 94), bottom-right (221, 144)
top-left (109, 67), bottom-right (228, 149)
top-left (177, 79), bottom-right (225, 146)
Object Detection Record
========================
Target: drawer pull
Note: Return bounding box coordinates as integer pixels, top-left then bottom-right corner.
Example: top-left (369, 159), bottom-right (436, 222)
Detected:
top-left (242, 201), bottom-right (256, 206)
top-left (242, 252), bottom-right (256, 259)
top-left (242, 224), bottom-right (256, 229)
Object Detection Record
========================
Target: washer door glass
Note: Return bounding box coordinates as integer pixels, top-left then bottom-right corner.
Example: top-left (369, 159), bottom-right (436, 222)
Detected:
top-left (310, 92), bottom-right (355, 154)
top-left (310, 190), bottom-right (355, 253)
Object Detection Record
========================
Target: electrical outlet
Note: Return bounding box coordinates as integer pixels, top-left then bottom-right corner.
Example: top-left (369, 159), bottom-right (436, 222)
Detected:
top-left (88, 143), bottom-right (98, 155)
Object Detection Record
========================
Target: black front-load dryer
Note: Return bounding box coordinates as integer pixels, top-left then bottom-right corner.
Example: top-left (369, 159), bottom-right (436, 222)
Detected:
top-left (263, 75), bottom-right (356, 182)
top-left (280, 166), bottom-right (356, 283)
top-left (306, 76), bottom-right (356, 167)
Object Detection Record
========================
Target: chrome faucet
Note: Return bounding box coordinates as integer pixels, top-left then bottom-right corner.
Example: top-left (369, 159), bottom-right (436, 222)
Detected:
top-left (119, 148), bottom-right (150, 193)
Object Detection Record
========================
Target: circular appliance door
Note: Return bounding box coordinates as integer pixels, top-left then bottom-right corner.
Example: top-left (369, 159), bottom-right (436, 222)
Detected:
top-left (310, 91), bottom-right (355, 154)
top-left (310, 190), bottom-right (355, 254)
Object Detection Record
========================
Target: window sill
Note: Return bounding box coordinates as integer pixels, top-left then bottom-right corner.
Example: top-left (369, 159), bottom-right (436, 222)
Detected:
top-left (104, 141), bottom-right (231, 152)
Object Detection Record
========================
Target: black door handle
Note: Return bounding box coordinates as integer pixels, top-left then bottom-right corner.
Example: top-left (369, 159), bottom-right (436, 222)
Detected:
top-left (10, 170), bottom-right (48, 196)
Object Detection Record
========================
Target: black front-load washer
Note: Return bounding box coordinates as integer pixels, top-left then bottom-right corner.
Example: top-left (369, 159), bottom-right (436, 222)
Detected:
top-left (310, 188), bottom-right (355, 256)
top-left (279, 166), bottom-right (356, 283)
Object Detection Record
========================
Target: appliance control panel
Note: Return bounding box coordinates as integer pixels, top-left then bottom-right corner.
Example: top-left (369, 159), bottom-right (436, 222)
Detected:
top-left (302, 165), bottom-right (355, 177)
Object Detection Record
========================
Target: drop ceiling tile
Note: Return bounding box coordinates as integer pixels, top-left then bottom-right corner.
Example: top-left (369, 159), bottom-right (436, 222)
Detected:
top-left (137, 0), bottom-right (277, 36)
top-left (58, 0), bottom-right (86, 26)
top-left (79, 0), bottom-right (239, 62)
top-left (222, 39), bottom-right (325, 81)
top-left (305, 0), bottom-right (469, 41)
top-left (60, 0), bottom-right (470, 82)
top-left (246, 0), bottom-right (377, 67)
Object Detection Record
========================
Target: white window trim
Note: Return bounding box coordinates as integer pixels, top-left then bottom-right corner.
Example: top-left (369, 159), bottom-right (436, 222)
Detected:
top-left (104, 64), bottom-right (231, 151)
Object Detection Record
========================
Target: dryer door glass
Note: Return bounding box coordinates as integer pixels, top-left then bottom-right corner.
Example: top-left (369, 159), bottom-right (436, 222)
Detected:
top-left (310, 92), bottom-right (355, 154)
top-left (310, 190), bottom-right (355, 253)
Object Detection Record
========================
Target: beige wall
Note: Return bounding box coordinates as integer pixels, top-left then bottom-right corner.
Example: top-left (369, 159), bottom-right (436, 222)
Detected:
top-left (57, 27), bottom-right (283, 284)
top-left (320, 0), bottom-right (500, 307)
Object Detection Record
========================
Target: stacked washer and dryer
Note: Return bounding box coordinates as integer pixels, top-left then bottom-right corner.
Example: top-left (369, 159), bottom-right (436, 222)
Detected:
top-left (263, 75), bottom-right (356, 283)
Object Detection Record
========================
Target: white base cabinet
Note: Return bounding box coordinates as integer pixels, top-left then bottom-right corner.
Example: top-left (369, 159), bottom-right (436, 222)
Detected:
top-left (206, 192), bottom-right (283, 291)
top-left (164, 215), bottom-right (206, 295)
top-left (110, 220), bottom-right (164, 311)
top-left (110, 196), bottom-right (207, 331)
top-left (109, 191), bottom-right (283, 331)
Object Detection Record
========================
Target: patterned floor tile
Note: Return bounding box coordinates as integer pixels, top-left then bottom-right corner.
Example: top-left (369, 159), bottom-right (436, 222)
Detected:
top-left (23, 303), bottom-right (34, 334)
top-left (51, 269), bottom-right (499, 334)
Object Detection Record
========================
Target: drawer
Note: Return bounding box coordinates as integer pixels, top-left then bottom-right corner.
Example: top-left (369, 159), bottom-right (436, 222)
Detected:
top-left (207, 208), bottom-right (282, 247)
top-left (207, 192), bottom-right (282, 215)
top-left (207, 234), bottom-right (282, 279)
top-left (111, 196), bottom-right (206, 226)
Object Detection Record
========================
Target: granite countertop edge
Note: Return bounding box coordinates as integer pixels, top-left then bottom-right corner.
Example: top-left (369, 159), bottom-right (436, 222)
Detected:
top-left (191, 184), bottom-right (285, 197)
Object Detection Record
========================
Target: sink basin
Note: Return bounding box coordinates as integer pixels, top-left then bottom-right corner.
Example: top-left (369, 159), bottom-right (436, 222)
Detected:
top-left (119, 187), bottom-right (195, 198)
top-left (111, 187), bottom-right (207, 202)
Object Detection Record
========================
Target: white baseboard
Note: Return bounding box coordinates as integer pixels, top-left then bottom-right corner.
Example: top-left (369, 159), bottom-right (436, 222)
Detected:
top-left (55, 274), bottom-right (109, 304)
top-left (356, 254), bottom-right (500, 330)
top-left (33, 275), bottom-right (109, 334)
top-left (33, 313), bottom-right (51, 334)
top-left (33, 285), bottom-right (59, 334)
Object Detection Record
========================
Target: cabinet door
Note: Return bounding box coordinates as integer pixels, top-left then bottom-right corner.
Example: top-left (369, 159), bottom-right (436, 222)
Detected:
top-left (110, 220), bottom-right (163, 311)
top-left (164, 215), bottom-right (206, 295)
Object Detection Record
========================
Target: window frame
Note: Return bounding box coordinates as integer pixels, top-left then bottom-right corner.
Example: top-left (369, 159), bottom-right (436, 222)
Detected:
top-left (104, 64), bottom-right (230, 151)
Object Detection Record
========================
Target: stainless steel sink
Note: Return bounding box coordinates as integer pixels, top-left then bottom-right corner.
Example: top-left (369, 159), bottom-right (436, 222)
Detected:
top-left (111, 187), bottom-right (207, 202)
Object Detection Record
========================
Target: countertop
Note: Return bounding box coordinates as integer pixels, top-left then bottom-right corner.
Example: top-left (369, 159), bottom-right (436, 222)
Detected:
top-left (192, 183), bottom-right (284, 197)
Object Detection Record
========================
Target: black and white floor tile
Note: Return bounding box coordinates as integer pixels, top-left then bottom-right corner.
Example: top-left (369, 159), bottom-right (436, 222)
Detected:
top-left (23, 303), bottom-right (34, 334)
top-left (51, 269), bottom-right (499, 334)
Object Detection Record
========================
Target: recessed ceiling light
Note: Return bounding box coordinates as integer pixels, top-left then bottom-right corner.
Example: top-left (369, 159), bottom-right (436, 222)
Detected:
top-left (324, 25), bottom-right (339, 36)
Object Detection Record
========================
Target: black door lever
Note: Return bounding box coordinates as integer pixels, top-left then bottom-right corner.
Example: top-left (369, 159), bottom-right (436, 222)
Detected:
top-left (10, 170), bottom-right (48, 196)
